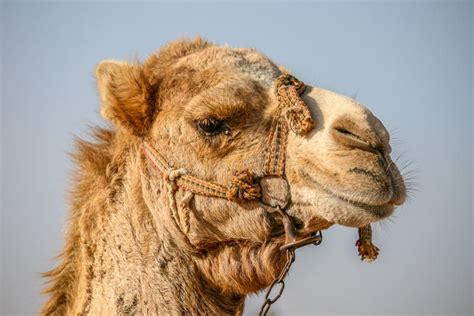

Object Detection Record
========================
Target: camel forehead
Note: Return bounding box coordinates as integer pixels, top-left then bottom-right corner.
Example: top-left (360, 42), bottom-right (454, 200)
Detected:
top-left (174, 46), bottom-right (282, 87)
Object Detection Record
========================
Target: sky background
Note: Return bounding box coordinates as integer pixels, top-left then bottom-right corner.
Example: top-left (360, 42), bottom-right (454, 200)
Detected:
top-left (1, 1), bottom-right (472, 315)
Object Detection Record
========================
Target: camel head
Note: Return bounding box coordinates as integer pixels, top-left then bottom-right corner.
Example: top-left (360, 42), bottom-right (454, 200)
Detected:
top-left (95, 38), bottom-right (406, 295)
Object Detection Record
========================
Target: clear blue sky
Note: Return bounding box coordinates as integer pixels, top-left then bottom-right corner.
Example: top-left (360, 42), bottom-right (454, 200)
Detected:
top-left (2, 1), bottom-right (472, 315)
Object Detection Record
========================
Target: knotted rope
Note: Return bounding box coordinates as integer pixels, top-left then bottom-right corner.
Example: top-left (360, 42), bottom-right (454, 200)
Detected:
top-left (264, 73), bottom-right (314, 176)
top-left (227, 170), bottom-right (261, 201)
top-left (143, 141), bottom-right (261, 202)
top-left (162, 167), bottom-right (201, 254)
top-left (356, 224), bottom-right (379, 262)
top-left (165, 167), bottom-right (187, 228)
top-left (275, 74), bottom-right (314, 136)
top-left (143, 153), bottom-right (263, 252)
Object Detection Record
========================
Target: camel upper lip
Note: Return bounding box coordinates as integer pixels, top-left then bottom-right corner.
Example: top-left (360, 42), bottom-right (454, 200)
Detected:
top-left (299, 157), bottom-right (397, 206)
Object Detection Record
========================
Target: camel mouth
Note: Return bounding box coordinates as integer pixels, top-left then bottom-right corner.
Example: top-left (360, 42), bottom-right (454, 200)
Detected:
top-left (311, 175), bottom-right (395, 216)
top-left (292, 170), bottom-right (398, 227)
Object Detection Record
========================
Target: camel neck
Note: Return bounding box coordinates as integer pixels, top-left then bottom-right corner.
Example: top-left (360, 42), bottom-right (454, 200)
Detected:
top-left (71, 174), bottom-right (247, 314)
top-left (84, 149), bottom-right (246, 314)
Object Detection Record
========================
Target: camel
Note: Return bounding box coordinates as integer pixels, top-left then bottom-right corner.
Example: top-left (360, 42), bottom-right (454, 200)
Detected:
top-left (41, 38), bottom-right (406, 315)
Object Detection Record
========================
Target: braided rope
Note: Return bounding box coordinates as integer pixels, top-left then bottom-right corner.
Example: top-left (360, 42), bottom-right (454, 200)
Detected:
top-left (143, 141), bottom-right (260, 201)
top-left (263, 118), bottom-right (289, 176)
top-left (356, 224), bottom-right (379, 261)
top-left (275, 74), bottom-right (313, 136)
top-left (263, 74), bottom-right (312, 176)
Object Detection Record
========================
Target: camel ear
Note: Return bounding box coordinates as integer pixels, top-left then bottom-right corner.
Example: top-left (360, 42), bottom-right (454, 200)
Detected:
top-left (96, 60), bottom-right (154, 135)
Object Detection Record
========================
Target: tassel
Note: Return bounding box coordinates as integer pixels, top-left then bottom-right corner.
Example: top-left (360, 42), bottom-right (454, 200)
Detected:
top-left (356, 224), bottom-right (380, 262)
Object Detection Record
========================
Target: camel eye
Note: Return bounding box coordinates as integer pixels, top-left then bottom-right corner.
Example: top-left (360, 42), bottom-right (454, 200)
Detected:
top-left (197, 118), bottom-right (229, 136)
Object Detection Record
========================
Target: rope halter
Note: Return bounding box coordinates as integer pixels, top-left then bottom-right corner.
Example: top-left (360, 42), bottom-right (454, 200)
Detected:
top-left (142, 73), bottom-right (319, 249)
top-left (142, 73), bottom-right (322, 315)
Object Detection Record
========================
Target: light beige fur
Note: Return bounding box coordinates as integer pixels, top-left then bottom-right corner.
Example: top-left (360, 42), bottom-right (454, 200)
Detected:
top-left (41, 38), bottom-right (406, 315)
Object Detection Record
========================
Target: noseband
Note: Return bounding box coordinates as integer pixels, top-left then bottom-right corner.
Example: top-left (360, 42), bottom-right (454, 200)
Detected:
top-left (143, 73), bottom-right (323, 315)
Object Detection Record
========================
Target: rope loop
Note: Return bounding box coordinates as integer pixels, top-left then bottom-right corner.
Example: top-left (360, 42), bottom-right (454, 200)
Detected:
top-left (226, 170), bottom-right (261, 201)
top-left (166, 168), bottom-right (187, 182)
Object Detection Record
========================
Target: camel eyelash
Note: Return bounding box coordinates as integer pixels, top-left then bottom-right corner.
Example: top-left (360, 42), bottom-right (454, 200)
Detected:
top-left (196, 118), bottom-right (231, 137)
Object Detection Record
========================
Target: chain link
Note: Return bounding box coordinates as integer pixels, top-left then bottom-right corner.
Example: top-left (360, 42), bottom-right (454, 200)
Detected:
top-left (259, 249), bottom-right (295, 316)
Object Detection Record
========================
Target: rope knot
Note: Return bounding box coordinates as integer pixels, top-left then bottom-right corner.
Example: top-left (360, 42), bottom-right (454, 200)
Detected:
top-left (275, 74), bottom-right (305, 95)
top-left (227, 170), bottom-right (261, 201)
top-left (165, 168), bottom-right (187, 191)
top-left (166, 168), bottom-right (187, 182)
top-left (275, 73), bottom-right (314, 136)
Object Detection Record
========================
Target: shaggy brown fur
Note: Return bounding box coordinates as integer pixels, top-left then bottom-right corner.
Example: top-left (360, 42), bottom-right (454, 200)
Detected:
top-left (41, 38), bottom-right (405, 315)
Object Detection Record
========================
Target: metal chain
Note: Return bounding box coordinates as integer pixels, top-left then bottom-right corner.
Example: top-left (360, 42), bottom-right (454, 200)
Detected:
top-left (258, 230), bottom-right (323, 316)
top-left (259, 248), bottom-right (296, 316)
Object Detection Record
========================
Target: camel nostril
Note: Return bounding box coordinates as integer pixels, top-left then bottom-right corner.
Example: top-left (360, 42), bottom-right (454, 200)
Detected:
top-left (331, 117), bottom-right (389, 154)
top-left (332, 125), bottom-right (381, 154)
top-left (333, 126), bottom-right (369, 145)
top-left (334, 127), bottom-right (363, 141)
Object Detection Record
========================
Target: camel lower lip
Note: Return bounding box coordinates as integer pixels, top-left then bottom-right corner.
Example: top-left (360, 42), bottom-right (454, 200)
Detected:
top-left (327, 190), bottom-right (395, 218)
top-left (297, 199), bottom-right (394, 215)
top-left (295, 171), bottom-right (396, 222)
top-left (303, 171), bottom-right (392, 208)
top-left (334, 192), bottom-right (395, 213)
